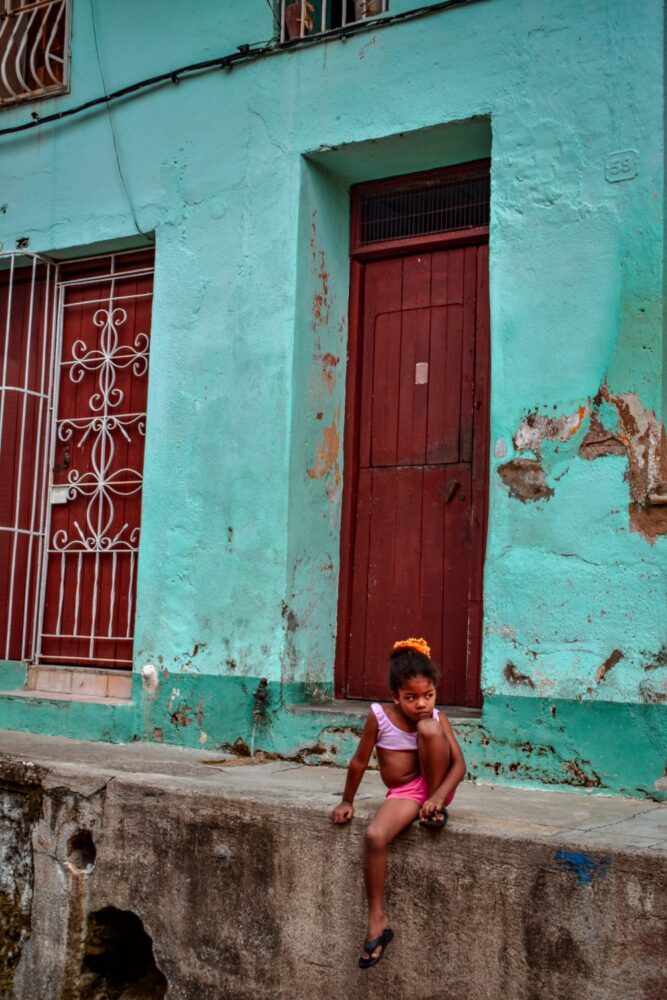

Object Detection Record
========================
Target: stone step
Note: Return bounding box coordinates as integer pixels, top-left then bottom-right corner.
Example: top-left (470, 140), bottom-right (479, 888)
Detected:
top-left (22, 664), bottom-right (132, 701)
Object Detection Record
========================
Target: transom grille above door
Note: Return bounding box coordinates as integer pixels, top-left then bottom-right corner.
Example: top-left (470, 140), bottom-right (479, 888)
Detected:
top-left (353, 161), bottom-right (490, 251)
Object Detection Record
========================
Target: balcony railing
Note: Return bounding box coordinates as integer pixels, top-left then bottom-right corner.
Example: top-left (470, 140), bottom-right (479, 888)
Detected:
top-left (0, 0), bottom-right (70, 106)
top-left (280, 0), bottom-right (389, 42)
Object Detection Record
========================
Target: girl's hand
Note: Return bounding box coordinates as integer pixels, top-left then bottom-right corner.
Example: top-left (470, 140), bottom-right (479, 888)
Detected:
top-left (419, 798), bottom-right (443, 821)
top-left (331, 800), bottom-right (354, 824)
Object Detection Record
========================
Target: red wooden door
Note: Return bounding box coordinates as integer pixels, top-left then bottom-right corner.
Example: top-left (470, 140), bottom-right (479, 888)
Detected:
top-left (341, 244), bottom-right (489, 706)
top-left (39, 252), bottom-right (154, 668)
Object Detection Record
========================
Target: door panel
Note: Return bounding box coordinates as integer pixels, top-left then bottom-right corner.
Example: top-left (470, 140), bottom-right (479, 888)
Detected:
top-left (341, 242), bottom-right (489, 706)
top-left (347, 465), bottom-right (472, 703)
top-left (39, 258), bottom-right (153, 668)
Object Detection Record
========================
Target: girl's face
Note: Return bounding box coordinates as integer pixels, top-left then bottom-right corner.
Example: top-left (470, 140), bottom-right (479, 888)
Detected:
top-left (393, 674), bottom-right (436, 722)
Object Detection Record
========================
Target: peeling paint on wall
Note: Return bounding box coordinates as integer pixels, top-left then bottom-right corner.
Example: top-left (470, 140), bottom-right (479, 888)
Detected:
top-left (595, 650), bottom-right (624, 684)
top-left (310, 214), bottom-right (330, 331)
top-left (497, 458), bottom-right (554, 502)
top-left (498, 388), bottom-right (667, 540)
top-left (307, 405), bottom-right (340, 484)
top-left (513, 406), bottom-right (588, 452)
top-left (504, 662), bottom-right (536, 688)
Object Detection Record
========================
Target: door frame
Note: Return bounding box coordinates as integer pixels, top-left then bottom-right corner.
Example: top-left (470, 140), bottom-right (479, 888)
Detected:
top-left (335, 163), bottom-right (491, 705)
top-left (34, 247), bottom-right (155, 669)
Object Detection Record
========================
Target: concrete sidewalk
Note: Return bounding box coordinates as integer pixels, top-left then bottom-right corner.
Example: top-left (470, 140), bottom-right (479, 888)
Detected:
top-left (0, 729), bottom-right (665, 999)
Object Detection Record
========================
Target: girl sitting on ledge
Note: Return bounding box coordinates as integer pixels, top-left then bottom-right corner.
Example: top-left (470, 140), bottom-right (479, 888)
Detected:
top-left (331, 638), bottom-right (466, 969)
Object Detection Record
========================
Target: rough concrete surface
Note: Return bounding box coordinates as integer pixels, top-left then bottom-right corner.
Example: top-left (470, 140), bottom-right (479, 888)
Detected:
top-left (0, 730), bottom-right (665, 1000)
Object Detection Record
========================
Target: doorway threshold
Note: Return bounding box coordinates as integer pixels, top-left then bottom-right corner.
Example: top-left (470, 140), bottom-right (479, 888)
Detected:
top-left (288, 699), bottom-right (482, 723)
top-left (8, 664), bottom-right (134, 703)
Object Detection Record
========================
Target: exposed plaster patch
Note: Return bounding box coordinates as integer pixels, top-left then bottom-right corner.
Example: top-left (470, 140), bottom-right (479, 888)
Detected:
top-left (579, 413), bottom-right (626, 459)
top-left (497, 458), bottom-right (554, 502)
top-left (502, 389), bottom-right (667, 540)
top-left (504, 662), bottom-right (536, 689)
top-left (514, 405), bottom-right (588, 453)
top-left (638, 680), bottom-right (667, 705)
top-left (598, 385), bottom-right (667, 502)
top-left (310, 214), bottom-right (330, 331)
top-left (169, 704), bottom-right (194, 728)
top-left (627, 504), bottom-right (667, 546)
top-left (595, 649), bottom-right (623, 684)
top-left (643, 645), bottom-right (667, 671)
top-left (318, 351), bottom-right (339, 394)
top-left (562, 761), bottom-right (603, 788)
top-left (307, 405), bottom-right (340, 485)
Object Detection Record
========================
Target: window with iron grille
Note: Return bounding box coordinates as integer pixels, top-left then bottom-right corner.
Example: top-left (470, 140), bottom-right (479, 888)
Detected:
top-left (0, 0), bottom-right (71, 107)
top-left (280, 1), bottom-right (388, 43)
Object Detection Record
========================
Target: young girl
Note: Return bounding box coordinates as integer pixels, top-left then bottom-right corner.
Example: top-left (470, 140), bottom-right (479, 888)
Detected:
top-left (331, 638), bottom-right (465, 969)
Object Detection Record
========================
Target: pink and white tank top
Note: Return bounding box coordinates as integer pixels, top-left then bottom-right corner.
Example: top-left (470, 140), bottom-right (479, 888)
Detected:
top-left (371, 702), bottom-right (439, 751)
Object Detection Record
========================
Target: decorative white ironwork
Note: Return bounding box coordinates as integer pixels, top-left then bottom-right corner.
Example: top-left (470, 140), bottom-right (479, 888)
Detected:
top-left (280, 0), bottom-right (388, 42)
top-left (0, 0), bottom-right (70, 106)
top-left (53, 307), bottom-right (148, 556)
top-left (0, 252), bottom-right (56, 661)
top-left (40, 282), bottom-right (152, 664)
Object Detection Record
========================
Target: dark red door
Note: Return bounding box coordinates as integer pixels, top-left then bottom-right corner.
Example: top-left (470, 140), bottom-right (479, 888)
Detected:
top-left (39, 252), bottom-right (154, 668)
top-left (341, 244), bottom-right (489, 706)
top-left (0, 256), bottom-right (56, 662)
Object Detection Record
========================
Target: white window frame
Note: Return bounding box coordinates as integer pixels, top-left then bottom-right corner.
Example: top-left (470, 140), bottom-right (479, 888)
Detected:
top-left (280, 1), bottom-right (389, 43)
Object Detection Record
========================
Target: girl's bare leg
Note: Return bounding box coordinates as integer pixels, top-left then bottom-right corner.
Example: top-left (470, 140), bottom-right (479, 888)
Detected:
top-left (362, 798), bottom-right (420, 959)
top-left (417, 718), bottom-right (451, 796)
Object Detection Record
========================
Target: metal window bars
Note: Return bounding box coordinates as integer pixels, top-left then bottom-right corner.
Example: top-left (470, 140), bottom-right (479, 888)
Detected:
top-left (359, 169), bottom-right (491, 245)
top-left (0, 253), bottom-right (57, 662)
top-left (0, 0), bottom-right (70, 106)
top-left (280, 0), bottom-right (388, 42)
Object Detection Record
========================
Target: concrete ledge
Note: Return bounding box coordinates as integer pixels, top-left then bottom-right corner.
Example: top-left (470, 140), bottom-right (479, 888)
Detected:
top-left (0, 730), bottom-right (665, 1000)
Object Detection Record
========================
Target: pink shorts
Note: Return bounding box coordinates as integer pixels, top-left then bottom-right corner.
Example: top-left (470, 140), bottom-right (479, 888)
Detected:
top-left (386, 774), bottom-right (455, 807)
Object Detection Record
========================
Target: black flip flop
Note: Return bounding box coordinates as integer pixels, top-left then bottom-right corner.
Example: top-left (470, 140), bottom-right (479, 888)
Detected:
top-left (358, 927), bottom-right (394, 969)
top-left (419, 808), bottom-right (448, 830)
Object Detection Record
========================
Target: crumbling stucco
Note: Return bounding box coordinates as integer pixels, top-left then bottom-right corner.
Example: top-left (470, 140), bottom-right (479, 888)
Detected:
top-left (498, 389), bottom-right (667, 541)
top-left (0, 780), bottom-right (40, 995)
top-left (595, 650), bottom-right (624, 685)
top-left (1, 743), bottom-right (665, 1000)
top-left (497, 459), bottom-right (554, 502)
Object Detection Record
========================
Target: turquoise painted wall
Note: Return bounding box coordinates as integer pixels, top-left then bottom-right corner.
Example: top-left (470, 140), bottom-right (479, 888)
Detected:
top-left (0, 0), bottom-right (664, 796)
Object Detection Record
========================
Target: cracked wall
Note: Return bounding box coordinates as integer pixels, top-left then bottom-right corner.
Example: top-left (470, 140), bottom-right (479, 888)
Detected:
top-left (0, 771), bottom-right (41, 997)
top-left (0, 0), bottom-right (664, 796)
top-left (0, 753), bottom-right (666, 1000)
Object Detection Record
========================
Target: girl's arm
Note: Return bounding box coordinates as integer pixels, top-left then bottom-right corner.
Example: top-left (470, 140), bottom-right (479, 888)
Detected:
top-left (331, 710), bottom-right (378, 824)
top-left (421, 713), bottom-right (466, 817)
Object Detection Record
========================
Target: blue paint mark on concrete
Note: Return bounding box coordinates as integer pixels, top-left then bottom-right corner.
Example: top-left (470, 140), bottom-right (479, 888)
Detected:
top-left (555, 850), bottom-right (612, 885)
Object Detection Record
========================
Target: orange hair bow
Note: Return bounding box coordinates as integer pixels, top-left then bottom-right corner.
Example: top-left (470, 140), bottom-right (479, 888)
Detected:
top-left (392, 637), bottom-right (431, 658)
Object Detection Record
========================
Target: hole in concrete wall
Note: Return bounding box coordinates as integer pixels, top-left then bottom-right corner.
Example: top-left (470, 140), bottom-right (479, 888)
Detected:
top-left (80, 907), bottom-right (167, 999)
top-left (66, 830), bottom-right (97, 872)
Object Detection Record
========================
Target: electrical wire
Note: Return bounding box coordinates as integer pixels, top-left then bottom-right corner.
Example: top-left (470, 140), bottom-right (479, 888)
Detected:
top-left (0, 0), bottom-right (480, 139)
top-left (89, 0), bottom-right (153, 241)
top-left (264, 0), bottom-right (281, 33)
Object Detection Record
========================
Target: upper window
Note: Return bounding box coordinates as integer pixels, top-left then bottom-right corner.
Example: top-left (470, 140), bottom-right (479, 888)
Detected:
top-left (0, 0), bottom-right (70, 107)
top-left (280, 1), bottom-right (388, 42)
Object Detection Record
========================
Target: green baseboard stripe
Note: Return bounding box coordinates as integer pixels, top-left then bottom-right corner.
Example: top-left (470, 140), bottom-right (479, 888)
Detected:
top-left (0, 665), bottom-right (663, 800)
